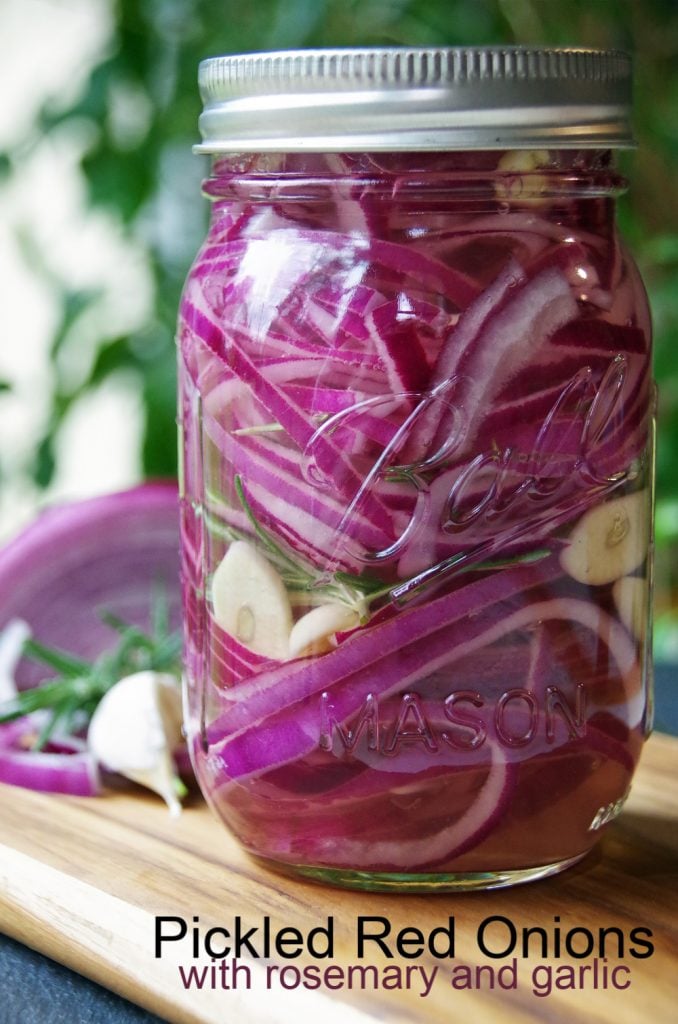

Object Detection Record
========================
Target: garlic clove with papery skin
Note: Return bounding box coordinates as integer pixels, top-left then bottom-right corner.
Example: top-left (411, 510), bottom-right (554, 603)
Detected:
top-left (288, 603), bottom-right (362, 659)
top-left (211, 540), bottom-right (293, 659)
top-left (559, 491), bottom-right (648, 586)
top-left (0, 619), bottom-right (30, 703)
top-left (88, 671), bottom-right (184, 816)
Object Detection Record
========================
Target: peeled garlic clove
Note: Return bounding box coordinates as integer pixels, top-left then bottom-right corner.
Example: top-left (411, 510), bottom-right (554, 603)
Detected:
top-left (496, 150), bottom-right (550, 202)
top-left (211, 540), bottom-right (292, 659)
top-left (560, 491), bottom-right (648, 586)
top-left (497, 150), bottom-right (550, 173)
top-left (88, 671), bottom-right (184, 815)
top-left (613, 576), bottom-right (647, 639)
top-left (288, 603), bottom-right (361, 659)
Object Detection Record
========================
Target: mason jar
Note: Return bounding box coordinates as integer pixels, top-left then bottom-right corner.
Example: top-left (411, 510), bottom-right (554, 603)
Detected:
top-left (178, 47), bottom-right (653, 892)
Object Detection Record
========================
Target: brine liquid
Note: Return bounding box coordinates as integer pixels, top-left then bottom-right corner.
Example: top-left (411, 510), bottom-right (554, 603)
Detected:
top-left (178, 151), bottom-right (652, 889)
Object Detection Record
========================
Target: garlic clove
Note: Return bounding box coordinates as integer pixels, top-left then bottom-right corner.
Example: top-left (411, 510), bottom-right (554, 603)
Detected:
top-left (496, 150), bottom-right (551, 203)
top-left (288, 603), bottom-right (361, 659)
top-left (211, 540), bottom-right (292, 659)
top-left (613, 576), bottom-right (647, 640)
top-left (88, 671), bottom-right (184, 815)
top-left (0, 619), bottom-right (30, 703)
top-left (497, 150), bottom-right (550, 173)
top-left (559, 490), bottom-right (648, 586)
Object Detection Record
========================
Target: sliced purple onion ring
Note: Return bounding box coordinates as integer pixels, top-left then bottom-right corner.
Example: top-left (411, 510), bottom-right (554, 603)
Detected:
top-left (262, 741), bottom-right (513, 871)
top-left (0, 716), bottom-right (100, 796)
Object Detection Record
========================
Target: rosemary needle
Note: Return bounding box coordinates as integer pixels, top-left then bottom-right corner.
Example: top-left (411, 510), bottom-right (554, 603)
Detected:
top-left (0, 597), bottom-right (182, 751)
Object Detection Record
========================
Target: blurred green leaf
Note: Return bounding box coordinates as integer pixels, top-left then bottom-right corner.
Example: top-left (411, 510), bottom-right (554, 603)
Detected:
top-left (51, 290), bottom-right (102, 358)
top-left (141, 350), bottom-right (178, 478)
top-left (82, 144), bottom-right (157, 221)
top-left (655, 499), bottom-right (678, 546)
top-left (32, 434), bottom-right (57, 490)
top-left (643, 234), bottom-right (678, 265)
top-left (88, 337), bottom-right (138, 385)
top-left (653, 612), bottom-right (678, 662)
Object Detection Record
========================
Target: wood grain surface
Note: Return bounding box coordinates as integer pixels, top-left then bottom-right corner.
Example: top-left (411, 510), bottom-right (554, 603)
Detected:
top-left (0, 732), bottom-right (676, 1024)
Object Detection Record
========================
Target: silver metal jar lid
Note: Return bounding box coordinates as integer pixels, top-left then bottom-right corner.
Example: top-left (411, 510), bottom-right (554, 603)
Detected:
top-left (196, 46), bottom-right (634, 153)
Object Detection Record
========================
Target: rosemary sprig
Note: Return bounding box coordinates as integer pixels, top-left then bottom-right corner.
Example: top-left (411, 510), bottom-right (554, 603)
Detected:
top-left (233, 475), bottom-right (368, 604)
top-left (230, 474), bottom-right (551, 613)
top-left (0, 596), bottom-right (182, 750)
top-left (234, 475), bottom-right (311, 586)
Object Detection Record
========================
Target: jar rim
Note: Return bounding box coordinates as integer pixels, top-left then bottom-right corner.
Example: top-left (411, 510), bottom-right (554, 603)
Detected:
top-left (196, 46), bottom-right (634, 154)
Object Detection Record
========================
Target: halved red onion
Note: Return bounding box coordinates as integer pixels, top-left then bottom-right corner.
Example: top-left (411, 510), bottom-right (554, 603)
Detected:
top-left (0, 484), bottom-right (180, 688)
top-left (0, 484), bottom-right (181, 795)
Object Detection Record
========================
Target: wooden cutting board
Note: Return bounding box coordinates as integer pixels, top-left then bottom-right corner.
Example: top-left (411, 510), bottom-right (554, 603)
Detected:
top-left (0, 733), bottom-right (676, 1024)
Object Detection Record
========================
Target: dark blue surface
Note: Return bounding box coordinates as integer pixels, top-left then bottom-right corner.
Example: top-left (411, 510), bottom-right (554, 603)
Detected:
top-left (653, 662), bottom-right (678, 736)
top-left (1, 665), bottom-right (676, 1022)
top-left (0, 933), bottom-right (168, 1024)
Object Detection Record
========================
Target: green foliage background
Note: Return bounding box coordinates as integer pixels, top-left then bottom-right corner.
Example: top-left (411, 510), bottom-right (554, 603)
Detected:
top-left (2, 0), bottom-right (677, 633)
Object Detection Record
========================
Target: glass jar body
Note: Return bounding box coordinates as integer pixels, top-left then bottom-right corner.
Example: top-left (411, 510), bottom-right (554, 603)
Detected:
top-left (178, 150), bottom-right (653, 891)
